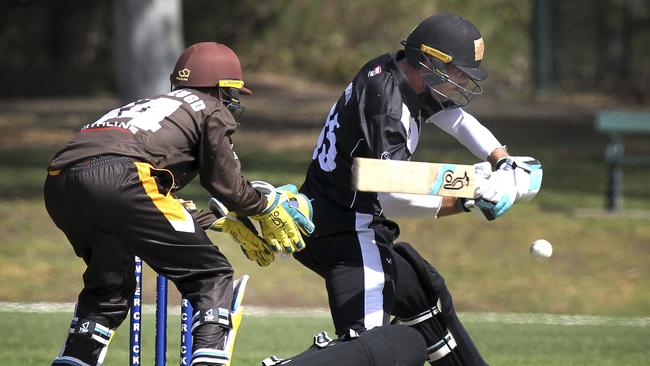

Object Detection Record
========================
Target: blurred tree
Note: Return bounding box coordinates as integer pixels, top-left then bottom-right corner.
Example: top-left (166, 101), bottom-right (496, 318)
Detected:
top-left (0, 0), bottom-right (112, 97)
top-left (554, 0), bottom-right (650, 103)
top-left (113, 0), bottom-right (183, 102)
top-left (0, 0), bottom-right (647, 103)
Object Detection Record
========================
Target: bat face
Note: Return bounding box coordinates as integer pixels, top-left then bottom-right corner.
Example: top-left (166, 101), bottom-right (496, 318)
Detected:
top-left (352, 158), bottom-right (477, 198)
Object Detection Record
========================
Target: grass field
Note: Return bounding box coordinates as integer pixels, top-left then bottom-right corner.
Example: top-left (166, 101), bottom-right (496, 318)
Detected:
top-left (1, 83), bottom-right (649, 365)
top-left (1, 306), bottom-right (648, 366)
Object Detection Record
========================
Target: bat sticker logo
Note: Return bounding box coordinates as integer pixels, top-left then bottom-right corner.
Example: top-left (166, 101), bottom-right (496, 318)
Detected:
top-left (442, 170), bottom-right (470, 190)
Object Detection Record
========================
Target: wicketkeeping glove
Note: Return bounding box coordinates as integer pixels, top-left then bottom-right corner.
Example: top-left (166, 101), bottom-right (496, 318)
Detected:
top-left (208, 198), bottom-right (275, 267)
top-left (250, 181), bottom-right (315, 254)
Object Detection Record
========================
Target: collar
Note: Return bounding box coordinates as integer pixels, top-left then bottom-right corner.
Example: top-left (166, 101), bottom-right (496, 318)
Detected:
top-left (387, 51), bottom-right (443, 120)
top-left (386, 51), bottom-right (422, 119)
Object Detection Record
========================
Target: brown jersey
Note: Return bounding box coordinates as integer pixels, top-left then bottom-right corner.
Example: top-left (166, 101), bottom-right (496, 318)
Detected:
top-left (48, 89), bottom-right (265, 215)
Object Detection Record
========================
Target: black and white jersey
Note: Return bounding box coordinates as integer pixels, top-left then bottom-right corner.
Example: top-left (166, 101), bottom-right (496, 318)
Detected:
top-left (300, 51), bottom-right (443, 236)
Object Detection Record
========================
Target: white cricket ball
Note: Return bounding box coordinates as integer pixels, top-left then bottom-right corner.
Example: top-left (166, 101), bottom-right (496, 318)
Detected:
top-left (530, 239), bottom-right (553, 260)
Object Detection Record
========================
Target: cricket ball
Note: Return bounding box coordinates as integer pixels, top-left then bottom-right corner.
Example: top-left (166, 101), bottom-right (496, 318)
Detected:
top-left (530, 239), bottom-right (553, 261)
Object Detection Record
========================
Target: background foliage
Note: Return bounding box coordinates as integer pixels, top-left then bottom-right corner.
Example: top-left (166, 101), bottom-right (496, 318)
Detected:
top-left (1, 0), bottom-right (648, 102)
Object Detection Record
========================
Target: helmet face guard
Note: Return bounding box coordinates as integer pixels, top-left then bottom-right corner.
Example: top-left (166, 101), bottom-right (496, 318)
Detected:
top-left (218, 80), bottom-right (245, 120)
top-left (418, 54), bottom-right (482, 109)
top-left (405, 42), bottom-right (482, 109)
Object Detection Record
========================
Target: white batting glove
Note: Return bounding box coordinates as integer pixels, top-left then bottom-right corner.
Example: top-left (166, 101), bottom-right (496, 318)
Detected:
top-left (469, 156), bottom-right (543, 219)
top-left (469, 160), bottom-right (516, 218)
top-left (460, 162), bottom-right (490, 209)
top-left (509, 156), bottom-right (543, 202)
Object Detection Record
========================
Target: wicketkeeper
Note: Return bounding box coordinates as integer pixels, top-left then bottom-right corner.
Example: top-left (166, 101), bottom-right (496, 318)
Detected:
top-left (288, 14), bottom-right (543, 365)
top-left (45, 42), bottom-right (314, 366)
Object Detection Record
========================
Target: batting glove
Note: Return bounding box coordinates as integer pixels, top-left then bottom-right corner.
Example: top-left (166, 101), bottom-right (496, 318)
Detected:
top-left (471, 156), bottom-right (543, 220)
top-left (509, 156), bottom-right (543, 202)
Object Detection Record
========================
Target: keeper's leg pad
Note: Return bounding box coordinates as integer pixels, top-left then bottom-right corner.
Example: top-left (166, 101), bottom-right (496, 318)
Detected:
top-left (393, 242), bottom-right (488, 366)
top-left (190, 275), bottom-right (249, 366)
top-left (52, 316), bottom-right (115, 366)
top-left (225, 275), bottom-right (249, 366)
top-left (262, 325), bottom-right (426, 366)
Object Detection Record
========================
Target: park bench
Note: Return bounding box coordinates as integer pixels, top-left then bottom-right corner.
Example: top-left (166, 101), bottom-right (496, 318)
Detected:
top-left (595, 110), bottom-right (650, 210)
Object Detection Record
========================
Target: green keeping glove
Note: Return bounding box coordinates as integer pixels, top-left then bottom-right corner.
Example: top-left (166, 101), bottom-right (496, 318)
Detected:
top-left (209, 198), bottom-right (275, 267)
top-left (250, 181), bottom-right (315, 254)
top-left (275, 184), bottom-right (315, 237)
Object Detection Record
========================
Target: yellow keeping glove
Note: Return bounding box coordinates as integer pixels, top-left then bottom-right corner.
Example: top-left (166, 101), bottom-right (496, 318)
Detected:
top-left (209, 198), bottom-right (275, 267)
top-left (250, 181), bottom-right (315, 254)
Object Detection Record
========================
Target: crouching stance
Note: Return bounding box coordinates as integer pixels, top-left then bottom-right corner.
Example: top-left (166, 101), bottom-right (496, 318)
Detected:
top-left (293, 12), bottom-right (543, 366)
top-left (47, 42), bottom-right (313, 366)
top-left (391, 242), bottom-right (485, 365)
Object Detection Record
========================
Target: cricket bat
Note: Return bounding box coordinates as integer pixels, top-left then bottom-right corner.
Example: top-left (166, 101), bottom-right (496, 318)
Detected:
top-left (352, 157), bottom-right (477, 197)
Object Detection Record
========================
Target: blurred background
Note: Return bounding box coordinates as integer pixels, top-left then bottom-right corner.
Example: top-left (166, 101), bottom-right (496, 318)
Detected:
top-left (1, 0), bottom-right (649, 328)
top-left (2, 0), bottom-right (650, 102)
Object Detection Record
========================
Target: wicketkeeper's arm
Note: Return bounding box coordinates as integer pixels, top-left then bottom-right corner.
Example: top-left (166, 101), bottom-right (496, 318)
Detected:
top-left (177, 198), bottom-right (219, 230)
top-left (208, 197), bottom-right (275, 267)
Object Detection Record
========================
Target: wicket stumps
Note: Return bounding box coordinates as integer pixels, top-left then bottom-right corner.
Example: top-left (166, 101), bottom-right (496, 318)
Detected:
top-left (130, 256), bottom-right (194, 366)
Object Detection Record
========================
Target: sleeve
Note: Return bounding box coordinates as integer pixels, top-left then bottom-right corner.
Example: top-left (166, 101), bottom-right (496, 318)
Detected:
top-left (377, 192), bottom-right (443, 218)
top-left (358, 79), bottom-right (412, 161)
top-left (429, 108), bottom-right (502, 160)
top-left (188, 209), bottom-right (219, 231)
top-left (198, 111), bottom-right (266, 216)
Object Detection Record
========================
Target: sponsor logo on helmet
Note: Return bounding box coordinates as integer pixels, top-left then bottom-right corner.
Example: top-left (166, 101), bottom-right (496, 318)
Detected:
top-left (218, 79), bottom-right (245, 89)
top-left (176, 68), bottom-right (191, 82)
top-left (474, 38), bottom-right (484, 61)
top-left (368, 65), bottom-right (382, 78)
top-left (420, 44), bottom-right (452, 63)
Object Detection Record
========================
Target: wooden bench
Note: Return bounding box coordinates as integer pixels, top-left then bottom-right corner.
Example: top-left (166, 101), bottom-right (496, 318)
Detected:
top-left (595, 110), bottom-right (650, 210)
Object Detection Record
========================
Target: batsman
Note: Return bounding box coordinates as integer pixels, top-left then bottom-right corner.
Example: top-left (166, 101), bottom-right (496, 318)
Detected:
top-left (279, 13), bottom-right (543, 365)
top-left (45, 42), bottom-right (313, 366)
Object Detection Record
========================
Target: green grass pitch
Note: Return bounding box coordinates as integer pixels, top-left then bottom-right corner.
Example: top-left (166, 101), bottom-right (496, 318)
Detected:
top-left (1, 309), bottom-right (648, 366)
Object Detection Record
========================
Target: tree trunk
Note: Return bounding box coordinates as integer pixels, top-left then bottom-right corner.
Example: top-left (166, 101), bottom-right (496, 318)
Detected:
top-left (113, 0), bottom-right (183, 103)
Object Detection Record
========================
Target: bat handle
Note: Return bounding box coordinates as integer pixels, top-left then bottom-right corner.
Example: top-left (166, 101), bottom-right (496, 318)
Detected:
top-left (463, 198), bottom-right (496, 221)
top-left (479, 206), bottom-right (496, 221)
top-left (475, 198), bottom-right (496, 221)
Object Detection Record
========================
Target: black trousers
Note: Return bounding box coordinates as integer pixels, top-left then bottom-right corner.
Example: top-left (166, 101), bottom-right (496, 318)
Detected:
top-left (44, 155), bottom-right (233, 334)
top-left (280, 325), bottom-right (427, 366)
top-left (294, 212), bottom-right (487, 365)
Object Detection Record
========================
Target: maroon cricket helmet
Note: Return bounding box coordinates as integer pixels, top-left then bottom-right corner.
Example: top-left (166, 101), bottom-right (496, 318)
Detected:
top-left (170, 42), bottom-right (252, 95)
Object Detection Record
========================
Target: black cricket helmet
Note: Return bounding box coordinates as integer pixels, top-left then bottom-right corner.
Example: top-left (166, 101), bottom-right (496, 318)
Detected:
top-left (403, 14), bottom-right (486, 108)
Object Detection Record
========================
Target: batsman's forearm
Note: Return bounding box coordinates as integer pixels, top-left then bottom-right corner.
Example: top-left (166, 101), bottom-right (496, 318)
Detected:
top-left (437, 197), bottom-right (464, 217)
top-left (488, 147), bottom-right (509, 168)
